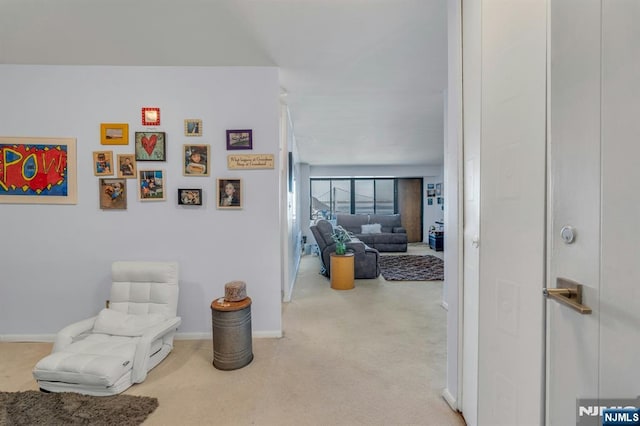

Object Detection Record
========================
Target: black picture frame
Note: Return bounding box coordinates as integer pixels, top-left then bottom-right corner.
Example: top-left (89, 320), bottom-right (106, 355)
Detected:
top-left (135, 131), bottom-right (166, 161)
top-left (177, 188), bottom-right (202, 206)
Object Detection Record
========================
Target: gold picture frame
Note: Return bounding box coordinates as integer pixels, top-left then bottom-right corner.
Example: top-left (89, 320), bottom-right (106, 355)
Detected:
top-left (100, 123), bottom-right (129, 145)
top-left (138, 169), bottom-right (166, 201)
top-left (184, 119), bottom-right (202, 136)
top-left (93, 150), bottom-right (114, 176)
top-left (183, 144), bottom-right (210, 176)
top-left (217, 178), bottom-right (242, 209)
top-left (117, 153), bottom-right (137, 178)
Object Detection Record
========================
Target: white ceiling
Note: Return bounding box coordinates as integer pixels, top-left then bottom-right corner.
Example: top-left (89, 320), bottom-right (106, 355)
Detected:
top-left (0, 0), bottom-right (448, 167)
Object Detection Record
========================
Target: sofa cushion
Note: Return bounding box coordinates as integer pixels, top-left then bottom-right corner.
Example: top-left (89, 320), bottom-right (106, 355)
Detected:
top-left (361, 223), bottom-right (382, 234)
top-left (370, 214), bottom-right (402, 233)
top-left (372, 233), bottom-right (408, 245)
top-left (336, 214), bottom-right (369, 234)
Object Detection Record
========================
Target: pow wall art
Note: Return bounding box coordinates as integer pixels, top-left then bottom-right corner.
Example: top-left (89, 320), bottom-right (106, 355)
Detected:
top-left (0, 137), bottom-right (77, 204)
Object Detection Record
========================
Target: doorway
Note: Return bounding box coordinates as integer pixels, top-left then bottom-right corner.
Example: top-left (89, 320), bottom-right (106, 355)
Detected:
top-left (397, 178), bottom-right (423, 242)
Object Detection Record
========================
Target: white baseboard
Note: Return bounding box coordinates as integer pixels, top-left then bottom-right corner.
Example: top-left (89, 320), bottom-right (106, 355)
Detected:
top-left (0, 334), bottom-right (55, 342)
top-left (1, 330), bottom-right (283, 342)
top-left (442, 388), bottom-right (458, 411)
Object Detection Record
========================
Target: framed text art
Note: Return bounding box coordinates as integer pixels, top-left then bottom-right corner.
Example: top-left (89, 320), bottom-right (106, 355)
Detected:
top-left (217, 178), bottom-right (242, 209)
top-left (138, 169), bottom-right (165, 201)
top-left (100, 123), bottom-right (129, 145)
top-left (99, 178), bottom-right (127, 210)
top-left (184, 119), bottom-right (202, 136)
top-left (135, 132), bottom-right (166, 161)
top-left (183, 144), bottom-right (209, 176)
top-left (141, 107), bottom-right (160, 126)
top-left (0, 136), bottom-right (77, 204)
top-left (226, 129), bottom-right (252, 150)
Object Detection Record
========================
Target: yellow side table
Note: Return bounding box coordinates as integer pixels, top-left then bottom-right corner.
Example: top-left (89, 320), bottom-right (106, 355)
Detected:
top-left (330, 252), bottom-right (355, 290)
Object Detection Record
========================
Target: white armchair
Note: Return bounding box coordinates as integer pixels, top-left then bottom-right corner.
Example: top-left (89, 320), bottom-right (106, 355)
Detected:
top-left (33, 261), bottom-right (181, 396)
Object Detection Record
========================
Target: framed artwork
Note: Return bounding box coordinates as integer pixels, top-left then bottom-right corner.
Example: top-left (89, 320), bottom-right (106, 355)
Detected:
top-left (436, 183), bottom-right (442, 196)
top-left (183, 144), bottom-right (209, 176)
top-left (217, 178), bottom-right (242, 209)
top-left (184, 119), bottom-right (202, 136)
top-left (427, 197), bottom-right (433, 206)
top-left (178, 188), bottom-right (202, 206)
top-left (426, 189), bottom-right (436, 197)
top-left (99, 178), bottom-right (127, 210)
top-left (437, 197), bottom-right (443, 205)
top-left (226, 129), bottom-right (252, 150)
top-left (427, 183), bottom-right (435, 189)
top-left (100, 123), bottom-right (129, 145)
top-left (138, 169), bottom-right (165, 201)
top-left (0, 137), bottom-right (77, 204)
top-left (141, 107), bottom-right (160, 126)
top-left (135, 132), bottom-right (166, 161)
top-left (117, 154), bottom-right (137, 178)
top-left (93, 150), bottom-right (114, 176)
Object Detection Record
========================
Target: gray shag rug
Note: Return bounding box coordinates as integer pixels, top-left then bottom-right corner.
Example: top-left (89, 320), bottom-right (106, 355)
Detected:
top-left (379, 255), bottom-right (444, 281)
top-left (0, 391), bottom-right (158, 425)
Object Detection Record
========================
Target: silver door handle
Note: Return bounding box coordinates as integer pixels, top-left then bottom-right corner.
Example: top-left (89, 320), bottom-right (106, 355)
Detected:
top-left (543, 277), bottom-right (592, 314)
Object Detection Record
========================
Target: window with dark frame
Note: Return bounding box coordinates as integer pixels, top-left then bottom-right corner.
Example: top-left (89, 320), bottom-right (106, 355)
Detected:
top-left (310, 178), bottom-right (398, 220)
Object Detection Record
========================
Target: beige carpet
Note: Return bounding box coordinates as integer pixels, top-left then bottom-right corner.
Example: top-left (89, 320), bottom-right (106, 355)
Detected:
top-left (0, 243), bottom-right (464, 426)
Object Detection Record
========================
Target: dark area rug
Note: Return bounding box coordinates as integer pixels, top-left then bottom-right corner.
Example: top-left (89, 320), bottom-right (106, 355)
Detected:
top-left (0, 391), bottom-right (158, 426)
top-left (379, 255), bottom-right (444, 281)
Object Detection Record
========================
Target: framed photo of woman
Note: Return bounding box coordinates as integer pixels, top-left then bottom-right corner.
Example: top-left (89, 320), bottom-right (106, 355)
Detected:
top-left (216, 178), bottom-right (242, 209)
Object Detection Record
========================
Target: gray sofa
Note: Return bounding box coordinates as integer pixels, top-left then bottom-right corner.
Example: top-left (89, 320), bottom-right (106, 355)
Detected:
top-left (309, 219), bottom-right (380, 279)
top-left (336, 214), bottom-right (408, 252)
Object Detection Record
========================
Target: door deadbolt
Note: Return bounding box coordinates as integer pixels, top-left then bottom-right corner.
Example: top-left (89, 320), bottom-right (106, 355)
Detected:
top-left (560, 225), bottom-right (575, 244)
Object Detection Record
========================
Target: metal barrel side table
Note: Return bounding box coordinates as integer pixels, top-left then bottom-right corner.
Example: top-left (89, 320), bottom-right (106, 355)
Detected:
top-left (210, 297), bottom-right (254, 370)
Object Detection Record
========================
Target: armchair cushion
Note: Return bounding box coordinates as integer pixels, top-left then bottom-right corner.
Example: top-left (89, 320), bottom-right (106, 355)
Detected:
top-left (93, 308), bottom-right (166, 337)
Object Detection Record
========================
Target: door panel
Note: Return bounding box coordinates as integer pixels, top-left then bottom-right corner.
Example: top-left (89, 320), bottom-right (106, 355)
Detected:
top-left (599, 0), bottom-right (640, 397)
top-left (461, 0), bottom-right (481, 422)
top-left (548, 1), bottom-right (640, 423)
top-left (547, 1), bottom-right (601, 424)
top-left (397, 178), bottom-right (422, 242)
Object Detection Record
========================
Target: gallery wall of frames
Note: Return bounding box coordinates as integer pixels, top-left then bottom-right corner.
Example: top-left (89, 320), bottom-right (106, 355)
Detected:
top-left (0, 65), bottom-right (283, 337)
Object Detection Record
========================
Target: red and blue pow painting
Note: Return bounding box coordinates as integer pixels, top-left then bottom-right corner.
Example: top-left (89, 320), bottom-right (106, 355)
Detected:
top-left (0, 142), bottom-right (69, 196)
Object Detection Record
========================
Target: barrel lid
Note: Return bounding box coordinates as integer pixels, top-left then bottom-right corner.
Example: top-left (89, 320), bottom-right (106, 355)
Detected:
top-left (211, 296), bottom-right (252, 311)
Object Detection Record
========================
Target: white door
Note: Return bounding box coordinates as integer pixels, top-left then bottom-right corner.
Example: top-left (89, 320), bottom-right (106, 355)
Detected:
top-left (547, 1), bottom-right (640, 424)
top-left (461, 1), bottom-right (481, 424)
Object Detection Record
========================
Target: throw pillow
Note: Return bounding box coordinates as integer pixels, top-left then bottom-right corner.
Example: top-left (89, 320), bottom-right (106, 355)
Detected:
top-left (93, 308), bottom-right (166, 337)
top-left (361, 223), bottom-right (382, 234)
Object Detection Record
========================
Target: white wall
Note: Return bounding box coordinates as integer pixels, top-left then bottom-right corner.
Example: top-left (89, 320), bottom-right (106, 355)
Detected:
top-left (467, 1), bottom-right (547, 425)
top-left (0, 65), bottom-right (282, 339)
